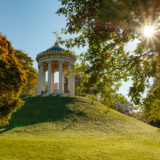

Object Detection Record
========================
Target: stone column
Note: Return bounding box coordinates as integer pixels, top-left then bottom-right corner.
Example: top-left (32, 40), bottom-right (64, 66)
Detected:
top-left (51, 72), bottom-right (55, 92)
top-left (71, 68), bottom-right (75, 95)
top-left (62, 71), bottom-right (65, 92)
top-left (68, 63), bottom-right (72, 94)
top-left (42, 70), bottom-right (46, 92)
top-left (37, 63), bottom-right (43, 95)
top-left (48, 61), bottom-right (52, 93)
top-left (59, 61), bottom-right (63, 93)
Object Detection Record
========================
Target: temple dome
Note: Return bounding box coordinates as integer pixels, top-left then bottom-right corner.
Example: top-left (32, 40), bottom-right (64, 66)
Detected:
top-left (41, 42), bottom-right (64, 53)
top-left (36, 42), bottom-right (76, 62)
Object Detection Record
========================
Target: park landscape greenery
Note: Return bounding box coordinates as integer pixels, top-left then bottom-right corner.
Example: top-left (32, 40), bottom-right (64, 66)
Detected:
top-left (0, 0), bottom-right (160, 159)
top-left (57, 0), bottom-right (160, 121)
top-left (15, 50), bottom-right (38, 97)
top-left (0, 95), bottom-right (160, 160)
top-left (0, 34), bottom-right (38, 125)
top-left (0, 34), bottom-right (26, 126)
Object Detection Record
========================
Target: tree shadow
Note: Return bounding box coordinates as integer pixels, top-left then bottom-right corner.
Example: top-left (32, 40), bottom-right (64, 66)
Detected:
top-left (149, 120), bottom-right (160, 128)
top-left (0, 95), bottom-right (87, 134)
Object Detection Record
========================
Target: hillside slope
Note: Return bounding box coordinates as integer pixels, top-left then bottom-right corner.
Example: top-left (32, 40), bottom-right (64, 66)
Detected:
top-left (0, 94), bottom-right (157, 136)
top-left (0, 95), bottom-right (160, 160)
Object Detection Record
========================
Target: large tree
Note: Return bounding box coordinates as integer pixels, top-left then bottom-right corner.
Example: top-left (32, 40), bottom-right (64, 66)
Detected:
top-left (57, 0), bottom-right (160, 120)
top-left (15, 50), bottom-right (38, 97)
top-left (142, 77), bottom-right (160, 121)
top-left (0, 34), bottom-right (26, 125)
top-left (143, 85), bottom-right (160, 121)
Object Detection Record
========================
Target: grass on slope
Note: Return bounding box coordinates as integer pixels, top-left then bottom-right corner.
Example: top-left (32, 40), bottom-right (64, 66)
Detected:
top-left (0, 94), bottom-right (160, 160)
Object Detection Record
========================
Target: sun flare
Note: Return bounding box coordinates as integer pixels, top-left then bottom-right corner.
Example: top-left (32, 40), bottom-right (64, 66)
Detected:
top-left (143, 25), bottom-right (155, 37)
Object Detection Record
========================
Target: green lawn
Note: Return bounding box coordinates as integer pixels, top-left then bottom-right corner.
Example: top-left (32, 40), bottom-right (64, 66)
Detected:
top-left (0, 95), bottom-right (160, 160)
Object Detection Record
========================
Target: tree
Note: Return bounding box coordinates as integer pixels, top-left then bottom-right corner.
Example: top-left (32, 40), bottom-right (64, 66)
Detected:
top-left (114, 94), bottom-right (134, 115)
top-left (15, 50), bottom-right (38, 97)
top-left (0, 34), bottom-right (26, 125)
top-left (57, 0), bottom-right (160, 120)
top-left (148, 78), bottom-right (158, 93)
top-left (142, 82), bottom-right (160, 122)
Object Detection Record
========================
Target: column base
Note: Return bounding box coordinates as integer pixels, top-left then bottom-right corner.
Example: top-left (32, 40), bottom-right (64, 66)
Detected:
top-left (37, 92), bottom-right (75, 96)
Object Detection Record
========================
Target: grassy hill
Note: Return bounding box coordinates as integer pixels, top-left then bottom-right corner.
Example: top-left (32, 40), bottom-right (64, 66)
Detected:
top-left (0, 95), bottom-right (160, 160)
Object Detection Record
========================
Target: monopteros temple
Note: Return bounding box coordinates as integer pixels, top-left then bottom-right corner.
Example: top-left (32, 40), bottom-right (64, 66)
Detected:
top-left (36, 42), bottom-right (76, 95)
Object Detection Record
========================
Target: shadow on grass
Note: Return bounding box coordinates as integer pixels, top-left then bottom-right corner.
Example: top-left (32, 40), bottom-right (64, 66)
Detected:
top-left (0, 94), bottom-right (87, 134)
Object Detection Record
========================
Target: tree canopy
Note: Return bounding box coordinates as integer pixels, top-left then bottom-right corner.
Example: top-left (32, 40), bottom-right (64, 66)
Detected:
top-left (15, 50), bottom-right (38, 97)
top-left (57, 0), bottom-right (160, 120)
top-left (0, 34), bottom-right (26, 125)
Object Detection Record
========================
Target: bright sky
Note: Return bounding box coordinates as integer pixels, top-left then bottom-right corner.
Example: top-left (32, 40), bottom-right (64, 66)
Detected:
top-left (0, 0), bottom-right (139, 98)
top-left (0, 0), bottom-right (65, 68)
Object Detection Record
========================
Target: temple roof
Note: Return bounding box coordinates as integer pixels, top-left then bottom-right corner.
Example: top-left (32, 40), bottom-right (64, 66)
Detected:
top-left (41, 42), bottom-right (64, 53)
top-left (36, 42), bottom-right (76, 62)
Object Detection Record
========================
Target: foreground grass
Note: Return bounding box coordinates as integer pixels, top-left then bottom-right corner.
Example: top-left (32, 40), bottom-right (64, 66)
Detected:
top-left (0, 133), bottom-right (160, 160)
top-left (0, 95), bottom-right (160, 160)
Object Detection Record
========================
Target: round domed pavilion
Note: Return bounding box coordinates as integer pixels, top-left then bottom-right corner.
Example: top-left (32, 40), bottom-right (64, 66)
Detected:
top-left (36, 42), bottom-right (76, 95)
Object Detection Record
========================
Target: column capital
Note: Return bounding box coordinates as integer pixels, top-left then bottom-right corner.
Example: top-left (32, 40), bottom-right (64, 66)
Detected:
top-left (68, 63), bottom-right (71, 69)
top-left (38, 62), bottom-right (43, 68)
top-left (58, 60), bottom-right (64, 64)
top-left (47, 60), bottom-right (52, 64)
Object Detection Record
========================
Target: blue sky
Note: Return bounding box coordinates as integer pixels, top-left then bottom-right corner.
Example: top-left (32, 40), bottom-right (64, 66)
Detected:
top-left (0, 0), bottom-right (66, 68)
top-left (0, 0), bottom-right (139, 98)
